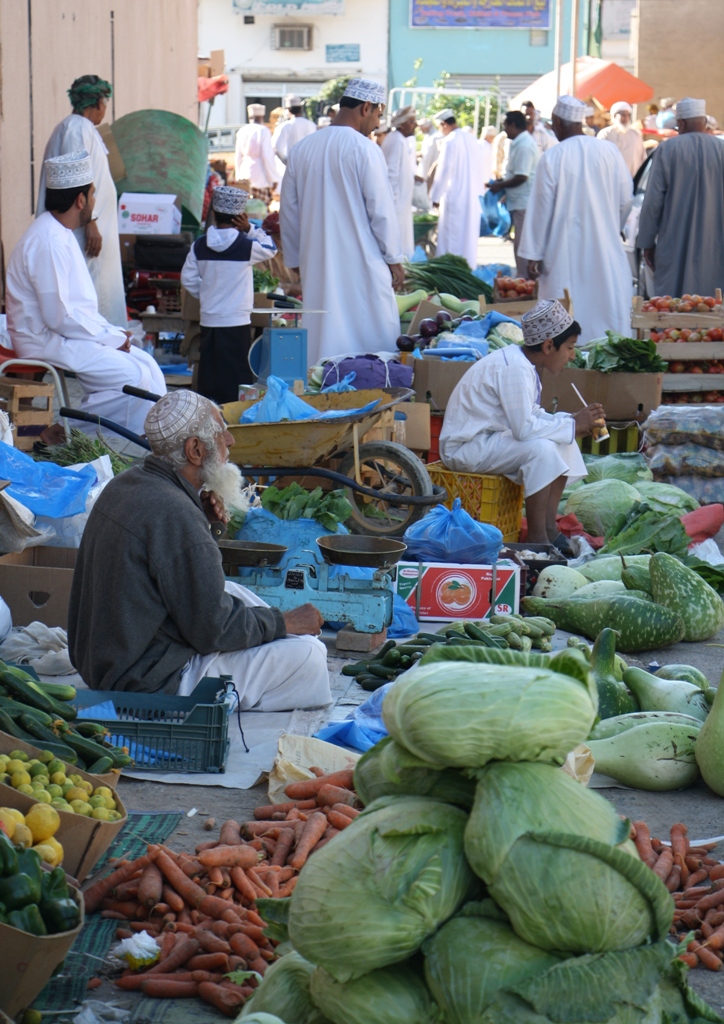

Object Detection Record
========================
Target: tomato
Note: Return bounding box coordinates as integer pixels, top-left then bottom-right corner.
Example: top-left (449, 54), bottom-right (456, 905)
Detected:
top-left (705, 297), bottom-right (717, 308)
top-left (708, 363), bottom-right (724, 373)
top-left (689, 366), bottom-right (704, 373)
top-left (655, 299), bottom-right (670, 310)
top-left (704, 392), bottom-right (720, 402)
top-left (710, 328), bottom-right (723, 341)
top-left (680, 329), bottom-right (692, 340)
top-left (682, 294), bottom-right (692, 302)
top-left (680, 302), bottom-right (693, 312)
top-left (669, 362), bottom-right (685, 373)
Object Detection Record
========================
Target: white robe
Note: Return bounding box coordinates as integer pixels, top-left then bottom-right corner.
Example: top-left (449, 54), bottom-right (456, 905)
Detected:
top-left (272, 115), bottom-right (316, 186)
top-left (517, 135), bottom-right (633, 343)
top-left (439, 344), bottom-right (586, 496)
top-left (381, 130), bottom-right (415, 258)
top-left (430, 128), bottom-right (485, 270)
top-left (597, 124), bottom-right (647, 178)
top-left (420, 130), bottom-right (442, 180)
top-left (37, 114), bottom-right (127, 328)
top-left (479, 137), bottom-right (493, 189)
top-left (280, 126), bottom-right (404, 366)
top-left (235, 123), bottom-right (277, 188)
top-left (5, 212), bottom-right (166, 437)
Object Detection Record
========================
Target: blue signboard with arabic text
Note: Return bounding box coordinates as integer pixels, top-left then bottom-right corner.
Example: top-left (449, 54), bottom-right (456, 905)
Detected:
top-left (411, 0), bottom-right (550, 29)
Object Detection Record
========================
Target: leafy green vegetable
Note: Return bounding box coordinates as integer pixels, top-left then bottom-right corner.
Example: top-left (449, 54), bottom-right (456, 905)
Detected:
top-left (288, 796), bottom-right (475, 982)
top-left (587, 331), bottom-right (668, 373)
top-left (564, 479), bottom-right (641, 535)
top-left (309, 963), bottom-right (441, 1024)
top-left (33, 428), bottom-right (133, 476)
top-left (599, 503), bottom-right (690, 558)
top-left (685, 558), bottom-right (724, 594)
top-left (583, 452), bottom-right (652, 484)
top-left (261, 482), bottom-right (352, 531)
top-left (241, 952), bottom-right (329, 1023)
top-left (404, 254), bottom-right (492, 301)
top-left (228, 969), bottom-right (264, 986)
top-left (635, 480), bottom-right (699, 515)
top-left (253, 267), bottom-right (280, 293)
top-left (353, 736), bottom-right (476, 809)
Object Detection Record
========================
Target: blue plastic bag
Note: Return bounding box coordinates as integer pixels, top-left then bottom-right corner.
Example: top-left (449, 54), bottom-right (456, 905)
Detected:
top-left (481, 190), bottom-right (511, 237)
top-left (403, 498), bottom-right (503, 564)
top-left (321, 372), bottom-right (357, 393)
top-left (315, 682), bottom-right (392, 752)
top-left (389, 593), bottom-right (418, 638)
top-left (474, 263), bottom-right (515, 286)
top-left (0, 442), bottom-right (96, 518)
top-left (241, 376), bottom-right (318, 423)
top-left (410, 245), bottom-right (428, 263)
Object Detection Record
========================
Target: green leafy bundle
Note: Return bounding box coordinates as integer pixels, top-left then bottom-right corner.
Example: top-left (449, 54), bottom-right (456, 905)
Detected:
top-left (253, 267), bottom-right (280, 293)
top-left (33, 428), bottom-right (133, 476)
top-left (261, 482), bottom-right (352, 532)
top-left (588, 332), bottom-right (668, 373)
top-left (404, 254), bottom-right (492, 301)
top-left (600, 502), bottom-right (690, 557)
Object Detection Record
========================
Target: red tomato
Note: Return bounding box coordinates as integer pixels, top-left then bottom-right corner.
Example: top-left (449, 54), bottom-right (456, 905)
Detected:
top-left (669, 361), bottom-right (685, 373)
top-left (705, 297), bottom-right (717, 308)
top-left (689, 366), bottom-right (704, 373)
top-left (710, 328), bottom-right (723, 341)
top-left (655, 299), bottom-right (670, 310)
top-left (680, 329), bottom-right (692, 340)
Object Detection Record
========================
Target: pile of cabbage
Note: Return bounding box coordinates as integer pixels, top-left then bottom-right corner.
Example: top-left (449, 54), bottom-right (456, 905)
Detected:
top-left (241, 659), bottom-right (721, 1024)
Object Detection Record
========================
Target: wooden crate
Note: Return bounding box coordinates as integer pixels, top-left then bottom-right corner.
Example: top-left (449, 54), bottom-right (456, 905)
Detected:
top-left (657, 342), bottom-right (724, 361)
top-left (631, 292), bottom-right (724, 338)
top-left (661, 375), bottom-right (724, 393)
top-left (0, 379), bottom-right (53, 451)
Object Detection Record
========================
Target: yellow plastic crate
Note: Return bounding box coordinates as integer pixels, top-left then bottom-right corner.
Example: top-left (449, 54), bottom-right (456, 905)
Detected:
top-left (426, 462), bottom-right (523, 542)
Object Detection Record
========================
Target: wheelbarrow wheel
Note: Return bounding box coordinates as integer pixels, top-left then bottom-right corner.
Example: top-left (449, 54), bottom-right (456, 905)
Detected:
top-left (337, 440), bottom-right (433, 537)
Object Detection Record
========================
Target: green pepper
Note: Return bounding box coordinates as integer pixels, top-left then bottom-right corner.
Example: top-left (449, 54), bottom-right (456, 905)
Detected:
top-left (0, 849), bottom-right (43, 911)
top-left (7, 904), bottom-right (48, 936)
top-left (17, 849), bottom-right (42, 901)
top-left (0, 830), bottom-right (18, 877)
top-left (41, 867), bottom-right (69, 903)
top-left (40, 897), bottom-right (80, 934)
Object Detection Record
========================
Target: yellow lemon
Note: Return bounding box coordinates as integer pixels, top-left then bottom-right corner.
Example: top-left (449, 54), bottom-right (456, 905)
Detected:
top-left (24, 1010), bottom-right (42, 1024)
top-left (51, 799), bottom-right (72, 813)
top-left (33, 843), bottom-right (59, 866)
top-left (78, 780), bottom-right (93, 795)
top-left (0, 755), bottom-right (9, 768)
top-left (65, 787), bottom-right (88, 803)
top-left (32, 777), bottom-right (49, 789)
top-left (16, 784), bottom-right (35, 796)
top-left (7, 760), bottom-right (27, 776)
top-left (68, 774), bottom-right (83, 786)
top-left (44, 836), bottom-right (64, 864)
top-left (70, 800), bottom-right (92, 817)
top-left (90, 807), bottom-right (111, 821)
top-left (93, 786), bottom-right (113, 799)
top-left (8, 750), bottom-right (28, 763)
top-left (12, 822), bottom-right (33, 847)
top-left (62, 782), bottom-right (75, 796)
top-left (0, 808), bottom-right (16, 838)
top-left (108, 810), bottom-right (122, 821)
top-left (3, 808), bottom-right (25, 825)
top-left (47, 759), bottom-right (65, 776)
top-left (25, 803), bottom-right (60, 843)
top-left (50, 772), bottom-right (66, 787)
top-left (33, 789), bottom-right (52, 805)
top-left (11, 770), bottom-right (31, 789)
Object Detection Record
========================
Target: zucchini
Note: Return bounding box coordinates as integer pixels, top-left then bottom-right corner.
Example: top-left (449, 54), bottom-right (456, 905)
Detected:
top-left (0, 696), bottom-right (56, 728)
top-left (520, 595), bottom-right (685, 653)
top-left (86, 756), bottom-right (114, 775)
top-left (0, 666), bottom-right (76, 721)
top-left (73, 721), bottom-right (108, 738)
top-left (19, 715), bottom-right (77, 758)
top-left (26, 680), bottom-right (77, 702)
top-left (0, 709), bottom-right (36, 741)
top-left (61, 730), bottom-right (118, 765)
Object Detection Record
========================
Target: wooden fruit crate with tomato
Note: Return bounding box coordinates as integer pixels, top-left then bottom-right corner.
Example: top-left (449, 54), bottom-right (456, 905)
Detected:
top-left (657, 341), bottom-right (724, 361)
top-left (493, 273), bottom-right (538, 302)
top-left (661, 372), bottom-right (724, 393)
top-left (631, 291), bottom-right (724, 337)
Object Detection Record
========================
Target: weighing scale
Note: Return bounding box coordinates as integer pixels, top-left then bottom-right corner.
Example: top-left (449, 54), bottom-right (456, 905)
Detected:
top-left (219, 536), bottom-right (406, 634)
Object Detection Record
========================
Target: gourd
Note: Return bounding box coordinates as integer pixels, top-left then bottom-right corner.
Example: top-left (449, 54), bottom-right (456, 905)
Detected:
top-left (588, 717), bottom-right (701, 791)
top-left (589, 629), bottom-right (638, 719)
top-left (531, 566), bottom-right (588, 600)
top-left (571, 581), bottom-right (627, 600)
top-left (655, 664), bottom-right (711, 691)
top-left (621, 563), bottom-right (653, 596)
top-left (622, 667), bottom-right (709, 722)
top-left (521, 595), bottom-right (685, 653)
top-left (695, 663), bottom-right (724, 796)
top-left (579, 554), bottom-right (651, 583)
top-left (649, 552), bottom-right (724, 642)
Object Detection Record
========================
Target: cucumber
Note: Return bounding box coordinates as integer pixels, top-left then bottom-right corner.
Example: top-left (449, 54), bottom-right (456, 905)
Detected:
top-left (341, 663), bottom-right (370, 677)
top-left (86, 756), bottom-right (114, 775)
top-left (0, 666), bottom-right (76, 721)
top-left (382, 649), bottom-right (402, 668)
top-left (0, 696), bottom-right (56, 728)
top-left (62, 729), bottom-right (119, 765)
top-left (19, 715), bottom-right (77, 759)
top-left (0, 709), bottom-right (36, 741)
top-left (73, 721), bottom-right (108, 738)
top-left (26, 680), bottom-right (77, 702)
top-left (521, 595), bottom-right (685, 653)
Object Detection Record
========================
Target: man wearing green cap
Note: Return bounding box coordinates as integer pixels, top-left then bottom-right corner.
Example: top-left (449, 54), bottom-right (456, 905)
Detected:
top-left (37, 75), bottom-right (127, 328)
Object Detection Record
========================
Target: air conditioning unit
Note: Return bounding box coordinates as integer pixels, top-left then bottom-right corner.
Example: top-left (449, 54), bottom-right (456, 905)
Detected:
top-left (272, 24), bottom-right (312, 50)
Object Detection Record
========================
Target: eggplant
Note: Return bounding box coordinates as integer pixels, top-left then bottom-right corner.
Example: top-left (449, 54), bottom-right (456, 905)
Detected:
top-left (410, 333), bottom-right (423, 345)
top-left (396, 334), bottom-right (415, 352)
top-left (459, 314), bottom-right (474, 322)
top-left (435, 310), bottom-right (453, 327)
top-left (418, 318), bottom-right (439, 339)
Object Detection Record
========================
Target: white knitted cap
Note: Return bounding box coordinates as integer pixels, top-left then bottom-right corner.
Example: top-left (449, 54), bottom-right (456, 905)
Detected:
top-left (610, 101), bottom-right (633, 117)
top-left (391, 106), bottom-right (416, 128)
top-left (552, 95), bottom-right (588, 123)
top-left (284, 93), bottom-right (303, 107)
top-left (45, 149), bottom-right (93, 189)
top-left (676, 98), bottom-right (706, 120)
top-left (342, 78), bottom-right (386, 105)
top-left (247, 103), bottom-right (266, 117)
top-left (212, 186), bottom-right (249, 215)
top-left (521, 299), bottom-right (574, 347)
top-left (145, 391), bottom-right (219, 456)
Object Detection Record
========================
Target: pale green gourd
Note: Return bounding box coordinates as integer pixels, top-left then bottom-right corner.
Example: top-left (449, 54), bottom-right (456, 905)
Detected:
top-left (622, 667), bottom-right (709, 722)
top-left (695, 665), bottom-right (724, 796)
top-left (587, 719), bottom-right (702, 791)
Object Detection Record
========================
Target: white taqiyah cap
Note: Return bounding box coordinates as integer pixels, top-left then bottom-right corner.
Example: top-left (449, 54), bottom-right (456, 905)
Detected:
top-left (435, 108), bottom-right (456, 123)
top-left (676, 97), bottom-right (706, 120)
top-left (521, 299), bottom-right (574, 347)
top-left (391, 105), bottom-right (416, 128)
top-left (284, 93), bottom-right (303, 107)
top-left (212, 185), bottom-right (249, 215)
top-left (342, 78), bottom-right (386, 105)
top-left (45, 149), bottom-right (93, 189)
top-left (417, 117), bottom-right (432, 129)
top-left (247, 103), bottom-right (266, 117)
top-left (610, 101), bottom-right (633, 117)
top-left (144, 391), bottom-right (219, 456)
top-left (552, 95), bottom-right (588, 123)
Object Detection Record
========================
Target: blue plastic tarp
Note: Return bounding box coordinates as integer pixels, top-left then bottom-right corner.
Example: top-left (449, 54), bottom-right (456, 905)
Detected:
top-left (0, 443), bottom-right (96, 518)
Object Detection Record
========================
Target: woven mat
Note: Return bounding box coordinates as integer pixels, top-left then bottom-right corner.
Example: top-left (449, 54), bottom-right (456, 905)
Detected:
top-left (31, 811), bottom-right (183, 1013)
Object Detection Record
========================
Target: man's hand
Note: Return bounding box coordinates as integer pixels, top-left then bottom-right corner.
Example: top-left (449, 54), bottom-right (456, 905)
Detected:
top-left (644, 247), bottom-right (656, 272)
top-left (389, 263), bottom-right (405, 290)
top-left (201, 489), bottom-right (229, 525)
top-left (527, 260), bottom-right (541, 281)
top-left (232, 212), bottom-right (251, 233)
top-left (85, 220), bottom-right (103, 258)
top-left (573, 403), bottom-right (606, 437)
top-left (488, 179), bottom-right (505, 194)
top-left (283, 603), bottom-right (324, 636)
top-left (117, 338), bottom-right (132, 353)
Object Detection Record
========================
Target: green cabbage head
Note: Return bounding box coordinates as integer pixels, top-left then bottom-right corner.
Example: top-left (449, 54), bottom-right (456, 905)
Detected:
top-left (423, 902), bottom-right (560, 1024)
top-left (309, 963), bottom-right (441, 1024)
top-left (241, 951), bottom-right (331, 1024)
top-left (353, 737), bottom-right (476, 808)
top-left (564, 479), bottom-right (641, 534)
top-left (288, 796), bottom-right (475, 982)
top-left (464, 762), bottom-right (674, 955)
top-left (382, 662), bottom-right (598, 768)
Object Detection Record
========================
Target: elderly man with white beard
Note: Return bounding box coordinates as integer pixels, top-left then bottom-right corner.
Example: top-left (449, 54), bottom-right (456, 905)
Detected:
top-left (68, 391), bottom-right (331, 705)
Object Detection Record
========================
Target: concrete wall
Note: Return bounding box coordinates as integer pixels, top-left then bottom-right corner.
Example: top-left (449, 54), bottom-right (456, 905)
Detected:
top-left (0, 0), bottom-right (198, 263)
top-left (636, 0), bottom-right (724, 125)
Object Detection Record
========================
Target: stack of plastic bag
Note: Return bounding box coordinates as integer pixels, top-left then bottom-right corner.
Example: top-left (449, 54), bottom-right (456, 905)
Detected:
top-left (644, 405), bottom-right (724, 504)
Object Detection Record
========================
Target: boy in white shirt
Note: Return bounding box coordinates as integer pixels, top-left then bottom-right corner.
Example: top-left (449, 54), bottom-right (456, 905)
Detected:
top-left (181, 186), bottom-right (277, 404)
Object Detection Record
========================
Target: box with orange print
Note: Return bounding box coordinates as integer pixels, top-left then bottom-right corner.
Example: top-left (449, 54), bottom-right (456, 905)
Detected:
top-left (395, 560), bottom-right (520, 621)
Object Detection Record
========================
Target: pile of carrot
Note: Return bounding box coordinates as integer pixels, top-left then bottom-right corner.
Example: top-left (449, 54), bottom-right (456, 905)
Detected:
top-left (632, 820), bottom-right (724, 972)
top-left (81, 767), bottom-right (360, 1015)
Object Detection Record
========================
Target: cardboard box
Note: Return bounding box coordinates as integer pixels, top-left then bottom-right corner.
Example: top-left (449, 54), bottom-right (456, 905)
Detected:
top-left (0, 732), bottom-right (127, 882)
top-left (409, 299), bottom-right (447, 336)
top-left (538, 367), bottom-right (663, 421)
top-left (396, 559), bottom-right (519, 621)
top-left (481, 289), bottom-right (572, 319)
top-left (0, 731), bottom-right (118, 791)
top-left (0, 885), bottom-right (84, 1016)
top-left (412, 357), bottom-right (475, 411)
top-left (0, 547), bottom-right (76, 628)
top-left (118, 193), bottom-right (182, 235)
top-left (400, 401), bottom-right (431, 450)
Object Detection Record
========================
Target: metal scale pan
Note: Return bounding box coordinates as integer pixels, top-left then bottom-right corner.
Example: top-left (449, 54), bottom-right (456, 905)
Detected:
top-left (217, 540), bottom-right (288, 574)
top-left (316, 535), bottom-right (406, 569)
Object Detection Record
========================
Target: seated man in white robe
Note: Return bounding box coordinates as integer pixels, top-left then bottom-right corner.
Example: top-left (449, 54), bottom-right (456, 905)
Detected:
top-left (6, 150), bottom-right (166, 440)
top-left (68, 390), bottom-right (331, 706)
top-left (439, 300), bottom-right (605, 552)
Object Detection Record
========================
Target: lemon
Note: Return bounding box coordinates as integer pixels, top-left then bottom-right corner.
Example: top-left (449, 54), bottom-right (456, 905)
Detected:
top-left (62, 782), bottom-right (75, 795)
top-left (0, 808), bottom-right (16, 838)
top-left (13, 822), bottom-right (33, 847)
top-left (47, 759), bottom-right (65, 776)
top-left (91, 807), bottom-right (111, 821)
top-left (23, 1009), bottom-right (42, 1024)
top-left (0, 755), bottom-right (9, 768)
top-left (89, 795), bottom-right (108, 809)
top-left (34, 789), bottom-right (52, 805)
top-left (65, 787), bottom-right (88, 803)
top-left (3, 808), bottom-right (25, 825)
top-left (32, 776), bottom-right (49, 788)
top-left (47, 784), bottom-right (63, 799)
top-left (9, 750), bottom-right (28, 763)
top-left (51, 799), bottom-right (72, 813)
top-left (93, 786), bottom-right (114, 799)
top-left (11, 770), bottom-right (31, 789)
top-left (16, 784), bottom-right (35, 796)
top-left (78, 780), bottom-right (93, 795)
top-left (108, 810), bottom-right (122, 821)
top-left (25, 803), bottom-right (60, 842)
top-left (50, 771), bottom-right (66, 787)
top-left (7, 759), bottom-right (27, 776)
top-left (33, 843), bottom-right (58, 866)
top-left (29, 762), bottom-right (48, 778)
top-left (68, 774), bottom-right (83, 786)
top-left (44, 835), bottom-right (64, 864)
top-left (70, 800), bottom-right (92, 816)
top-left (39, 750), bottom-right (55, 765)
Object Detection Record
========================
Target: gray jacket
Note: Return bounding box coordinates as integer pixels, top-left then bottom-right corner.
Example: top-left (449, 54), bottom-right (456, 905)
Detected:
top-left (68, 456), bottom-right (286, 693)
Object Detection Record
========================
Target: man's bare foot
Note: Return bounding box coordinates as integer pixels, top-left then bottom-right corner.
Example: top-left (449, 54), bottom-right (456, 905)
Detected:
top-left (39, 422), bottom-right (67, 446)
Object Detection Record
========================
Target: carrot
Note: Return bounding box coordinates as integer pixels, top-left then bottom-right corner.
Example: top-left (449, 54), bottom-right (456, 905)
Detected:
top-left (84, 854), bottom-right (154, 914)
top-left (285, 770), bottom-right (355, 800)
top-left (289, 812), bottom-right (328, 871)
top-left (671, 823), bottom-right (689, 860)
top-left (279, 876), bottom-right (299, 898)
top-left (196, 840), bottom-right (219, 854)
top-left (196, 930), bottom-right (231, 954)
top-left (331, 803), bottom-right (360, 819)
top-left (247, 868), bottom-right (272, 897)
top-left (697, 890), bottom-right (724, 912)
top-left (689, 940), bottom-right (722, 971)
top-left (705, 925), bottom-right (724, 950)
top-left (249, 957), bottom-right (268, 976)
top-left (154, 849), bottom-right (206, 908)
top-left (247, 909), bottom-right (265, 927)
top-left (239, 923), bottom-right (267, 944)
top-left (101, 910), bottom-right (130, 920)
top-left (191, 971), bottom-right (225, 984)
top-left (150, 903), bottom-right (171, 917)
top-left (710, 864), bottom-right (724, 882)
top-left (230, 931), bottom-right (260, 961)
top-left (666, 866), bottom-right (682, 893)
top-left (142, 979), bottom-right (199, 998)
top-left (87, 978), bottom-right (102, 990)
top-left (219, 820), bottom-right (242, 846)
top-left (137, 862), bottom-right (164, 908)
top-left (130, 922), bottom-right (159, 934)
top-left (158, 931), bottom-right (177, 961)
top-left (686, 855), bottom-right (704, 872)
top-left (198, 845), bottom-right (261, 870)
top-left (632, 821), bottom-right (657, 867)
top-left (210, 921), bottom-right (232, 938)
top-left (316, 784), bottom-right (357, 808)
top-left (146, 936), bottom-right (200, 975)
top-left (208, 866), bottom-right (224, 886)
top-left (197, 894), bottom-right (241, 921)
top-left (679, 953), bottom-right (699, 969)
top-left (186, 951), bottom-right (230, 972)
top-left (327, 810), bottom-right (354, 831)
top-left (197, 981), bottom-right (246, 1016)
top-left (653, 848), bottom-right (674, 881)
top-left (161, 885), bottom-right (185, 913)
top-left (678, 909), bottom-right (702, 929)
top-left (113, 880), bottom-right (141, 900)
top-left (309, 766), bottom-right (326, 777)
top-left (254, 801), bottom-right (303, 819)
top-left (116, 971), bottom-right (196, 992)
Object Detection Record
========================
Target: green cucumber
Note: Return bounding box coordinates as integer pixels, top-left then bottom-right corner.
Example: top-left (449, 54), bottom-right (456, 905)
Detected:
top-left (19, 715), bottom-right (76, 759)
top-left (0, 696), bottom-right (56, 729)
top-left (62, 730), bottom-right (118, 765)
top-left (341, 662), bottom-right (369, 677)
top-left (86, 756), bottom-right (114, 775)
top-left (73, 721), bottom-right (108, 738)
top-left (0, 710), bottom-right (36, 741)
top-left (26, 680), bottom-right (77, 702)
top-left (0, 666), bottom-right (76, 721)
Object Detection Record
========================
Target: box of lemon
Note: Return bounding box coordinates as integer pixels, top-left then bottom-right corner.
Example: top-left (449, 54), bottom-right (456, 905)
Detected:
top-left (0, 735), bottom-right (126, 883)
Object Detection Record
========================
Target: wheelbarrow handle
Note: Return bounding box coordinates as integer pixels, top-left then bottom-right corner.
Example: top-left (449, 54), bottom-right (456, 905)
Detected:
top-left (122, 385), bottom-right (163, 402)
top-left (59, 408), bottom-right (151, 450)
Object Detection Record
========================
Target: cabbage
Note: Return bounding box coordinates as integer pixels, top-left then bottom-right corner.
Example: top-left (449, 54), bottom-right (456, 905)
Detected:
top-left (382, 662), bottom-right (598, 768)
top-left (583, 452), bottom-right (652, 484)
top-left (564, 479), bottom-right (641, 535)
top-left (288, 796), bottom-right (475, 982)
top-left (353, 737), bottom-right (476, 808)
top-left (635, 480), bottom-right (700, 515)
top-left (309, 963), bottom-right (440, 1024)
top-left (423, 904), bottom-right (559, 1023)
top-left (241, 952), bottom-right (330, 1024)
top-left (463, 762), bottom-right (674, 954)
